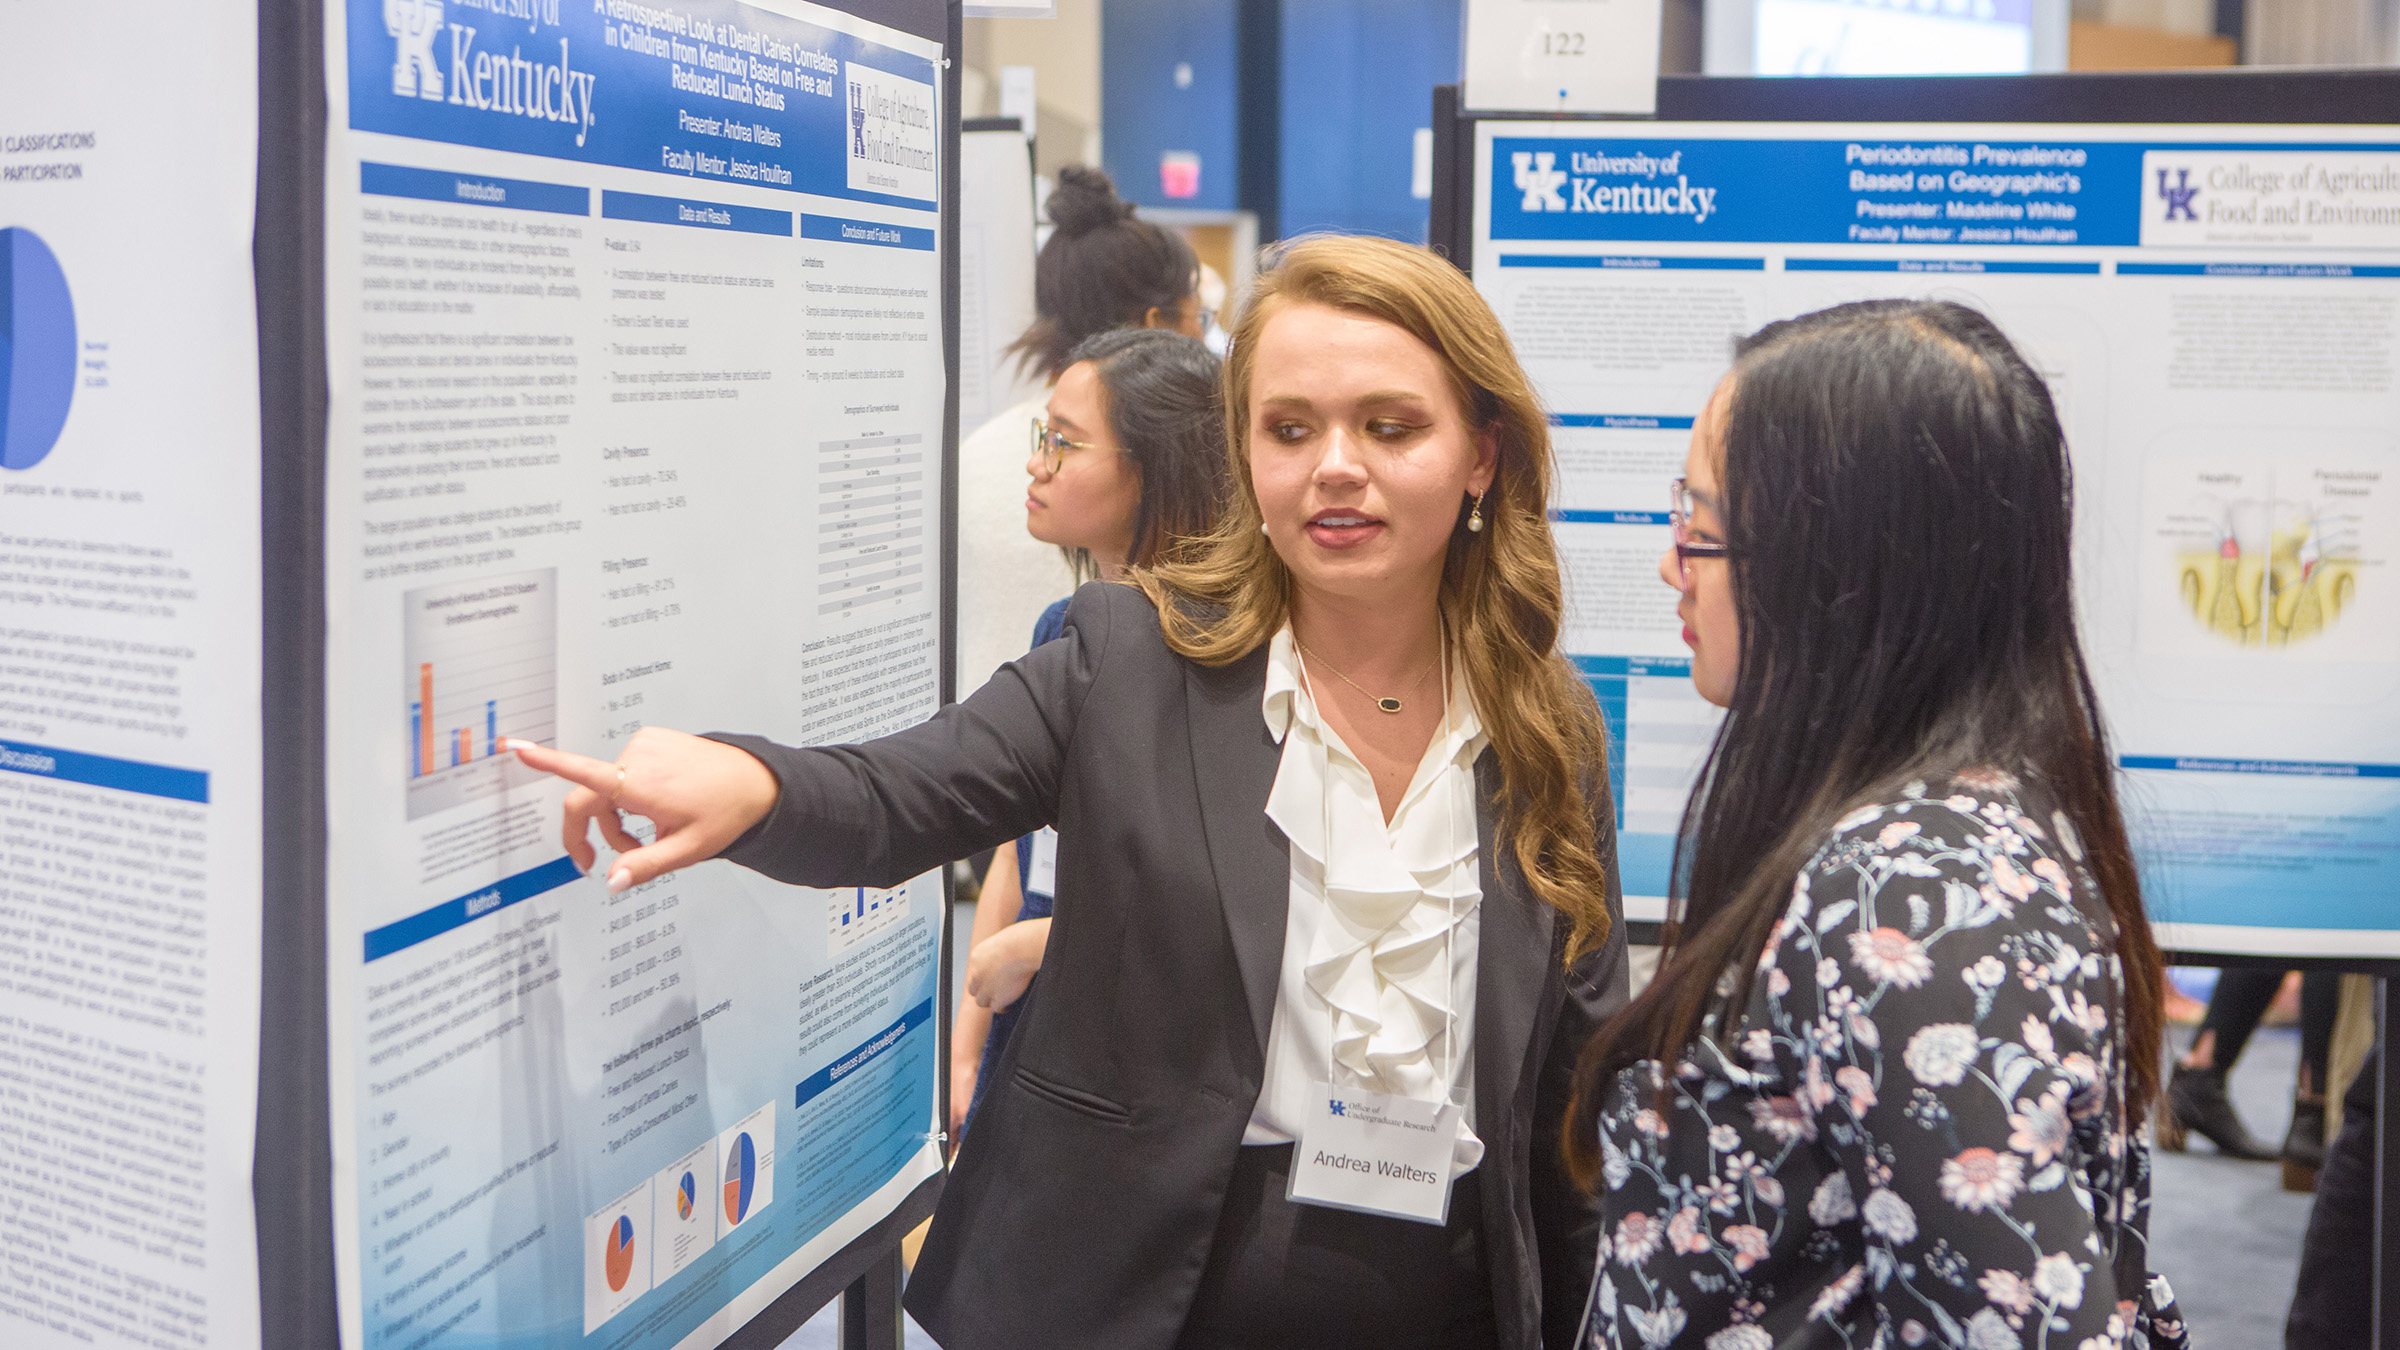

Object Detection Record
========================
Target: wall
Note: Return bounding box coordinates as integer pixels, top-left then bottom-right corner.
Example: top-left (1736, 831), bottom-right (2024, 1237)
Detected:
top-left (1275, 0), bottom-right (1461, 243)
top-left (1101, 0), bottom-right (1246, 211)
top-left (963, 0), bottom-right (1105, 178)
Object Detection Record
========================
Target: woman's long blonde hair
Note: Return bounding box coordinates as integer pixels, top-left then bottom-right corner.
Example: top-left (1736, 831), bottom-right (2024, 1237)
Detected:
top-left (1135, 235), bottom-right (1614, 959)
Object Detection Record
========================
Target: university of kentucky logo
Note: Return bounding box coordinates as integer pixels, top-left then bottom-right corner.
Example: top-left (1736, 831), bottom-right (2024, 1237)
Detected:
top-left (387, 0), bottom-right (445, 100)
top-left (1512, 151), bottom-right (1566, 213)
top-left (2156, 166), bottom-right (2200, 221)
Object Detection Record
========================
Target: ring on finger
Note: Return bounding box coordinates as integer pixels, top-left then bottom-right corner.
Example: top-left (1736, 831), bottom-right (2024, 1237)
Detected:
top-left (611, 764), bottom-right (627, 809)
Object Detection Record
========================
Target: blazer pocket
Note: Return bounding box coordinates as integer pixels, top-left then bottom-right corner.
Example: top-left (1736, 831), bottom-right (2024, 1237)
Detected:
top-left (1012, 1065), bottom-right (1132, 1125)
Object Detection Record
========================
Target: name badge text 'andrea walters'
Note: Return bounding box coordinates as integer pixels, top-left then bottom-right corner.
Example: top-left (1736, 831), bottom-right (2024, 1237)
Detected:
top-left (1286, 1083), bottom-right (1462, 1225)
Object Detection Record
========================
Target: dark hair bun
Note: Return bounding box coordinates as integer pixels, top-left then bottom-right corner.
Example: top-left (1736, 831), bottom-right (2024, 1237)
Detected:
top-left (1046, 165), bottom-right (1135, 237)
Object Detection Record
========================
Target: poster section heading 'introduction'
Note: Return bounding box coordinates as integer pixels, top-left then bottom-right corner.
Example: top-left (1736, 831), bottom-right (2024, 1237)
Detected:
top-left (0, 7), bottom-right (265, 1349)
top-left (1473, 118), bottom-right (2400, 957)
top-left (322, 3), bottom-right (947, 1350)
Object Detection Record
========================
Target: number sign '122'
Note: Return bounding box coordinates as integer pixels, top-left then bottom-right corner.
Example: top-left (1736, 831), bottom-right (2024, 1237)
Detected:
top-left (1463, 0), bottom-right (1662, 115)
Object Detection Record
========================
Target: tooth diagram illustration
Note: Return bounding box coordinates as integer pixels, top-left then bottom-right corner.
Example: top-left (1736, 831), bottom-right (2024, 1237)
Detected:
top-left (2172, 485), bottom-right (2364, 647)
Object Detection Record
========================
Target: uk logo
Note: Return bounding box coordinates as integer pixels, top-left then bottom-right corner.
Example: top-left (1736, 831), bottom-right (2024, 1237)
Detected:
top-left (1328, 1099), bottom-right (1347, 1117)
top-left (850, 86), bottom-right (869, 156)
top-left (2156, 167), bottom-right (2200, 222)
top-left (385, 0), bottom-right (445, 101)
top-left (1512, 151), bottom-right (1566, 213)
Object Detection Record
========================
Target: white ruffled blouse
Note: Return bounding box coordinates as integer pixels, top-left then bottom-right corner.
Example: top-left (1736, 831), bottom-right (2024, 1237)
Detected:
top-left (1242, 626), bottom-right (1489, 1176)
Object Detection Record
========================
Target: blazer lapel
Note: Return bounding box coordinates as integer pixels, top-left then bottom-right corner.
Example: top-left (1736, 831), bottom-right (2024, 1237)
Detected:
top-left (1474, 749), bottom-right (1556, 1137)
top-left (1184, 645), bottom-right (1289, 1065)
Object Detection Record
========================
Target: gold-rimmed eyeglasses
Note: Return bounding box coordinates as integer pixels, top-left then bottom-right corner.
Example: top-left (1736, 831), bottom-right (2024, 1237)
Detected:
top-left (1031, 417), bottom-right (1105, 475)
top-left (1669, 476), bottom-right (1732, 569)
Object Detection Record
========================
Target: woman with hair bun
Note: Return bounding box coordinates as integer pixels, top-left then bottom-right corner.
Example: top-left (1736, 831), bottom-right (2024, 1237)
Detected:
top-left (957, 166), bottom-right (1204, 702)
top-left (510, 235), bottom-right (1624, 1348)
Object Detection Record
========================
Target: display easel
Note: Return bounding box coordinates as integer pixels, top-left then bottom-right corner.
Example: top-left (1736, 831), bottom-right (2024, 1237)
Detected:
top-left (1428, 67), bottom-right (2400, 1344)
top-left (251, 3), bottom-right (964, 1348)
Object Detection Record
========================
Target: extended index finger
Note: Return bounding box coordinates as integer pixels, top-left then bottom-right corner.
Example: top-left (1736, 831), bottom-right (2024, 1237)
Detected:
top-left (503, 738), bottom-right (622, 795)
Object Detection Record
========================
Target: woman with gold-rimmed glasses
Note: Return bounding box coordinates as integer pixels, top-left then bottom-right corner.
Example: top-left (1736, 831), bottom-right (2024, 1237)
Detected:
top-left (947, 325), bottom-right (1232, 1148)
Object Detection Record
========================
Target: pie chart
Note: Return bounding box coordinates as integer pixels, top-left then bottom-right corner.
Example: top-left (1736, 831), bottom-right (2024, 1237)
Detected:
top-left (722, 1130), bottom-right (756, 1226)
top-left (1, 227), bottom-right (76, 472)
top-left (604, 1213), bottom-right (636, 1292)
top-left (675, 1170), bottom-right (696, 1221)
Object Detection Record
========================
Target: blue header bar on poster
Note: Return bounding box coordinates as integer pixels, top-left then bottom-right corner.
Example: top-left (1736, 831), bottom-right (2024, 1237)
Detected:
top-left (801, 214), bottom-right (937, 250)
top-left (1490, 136), bottom-right (2135, 246)
top-left (602, 188), bottom-right (792, 234)
top-left (345, 0), bottom-right (941, 210)
top-left (361, 160), bottom-right (590, 214)
top-left (1497, 254), bottom-right (1765, 270)
top-left (1785, 257), bottom-right (2101, 274)
top-left (0, 740), bottom-right (209, 803)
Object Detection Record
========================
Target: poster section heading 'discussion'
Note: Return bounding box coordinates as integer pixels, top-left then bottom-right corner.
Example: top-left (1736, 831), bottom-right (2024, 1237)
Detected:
top-left (1474, 120), bottom-right (2400, 956)
top-left (323, 3), bottom-right (947, 1349)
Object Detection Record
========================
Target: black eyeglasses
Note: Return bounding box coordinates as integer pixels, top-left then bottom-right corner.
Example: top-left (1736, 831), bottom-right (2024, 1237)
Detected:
top-left (1669, 477), bottom-right (1732, 567)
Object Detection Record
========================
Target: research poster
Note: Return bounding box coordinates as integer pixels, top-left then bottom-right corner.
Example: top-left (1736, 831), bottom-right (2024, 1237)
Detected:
top-left (322, 3), bottom-right (948, 1348)
top-left (0, 6), bottom-right (265, 1348)
top-left (1475, 119), bottom-right (2400, 955)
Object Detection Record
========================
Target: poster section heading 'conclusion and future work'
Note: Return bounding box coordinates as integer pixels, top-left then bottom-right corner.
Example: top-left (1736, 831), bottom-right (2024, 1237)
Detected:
top-left (1473, 117), bottom-right (2400, 957)
top-left (0, 7), bottom-right (267, 1349)
top-left (322, 3), bottom-right (947, 1349)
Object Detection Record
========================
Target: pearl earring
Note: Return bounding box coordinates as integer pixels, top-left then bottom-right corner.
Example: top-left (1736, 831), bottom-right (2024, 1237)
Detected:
top-left (1260, 520), bottom-right (1270, 535)
top-left (1467, 491), bottom-right (1487, 533)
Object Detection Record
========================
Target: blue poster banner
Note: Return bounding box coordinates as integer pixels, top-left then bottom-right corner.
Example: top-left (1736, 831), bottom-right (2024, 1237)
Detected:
top-left (350, 0), bottom-right (939, 210)
top-left (1489, 135), bottom-right (2143, 247)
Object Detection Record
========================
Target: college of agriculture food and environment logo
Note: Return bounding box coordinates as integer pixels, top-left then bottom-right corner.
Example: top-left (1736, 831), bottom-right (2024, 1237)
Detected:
top-left (2156, 166), bottom-right (2200, 221)
top-left (387, 0), bottom-right (445, 99)
top-left (1513, 150), bottom-right (1567, 212)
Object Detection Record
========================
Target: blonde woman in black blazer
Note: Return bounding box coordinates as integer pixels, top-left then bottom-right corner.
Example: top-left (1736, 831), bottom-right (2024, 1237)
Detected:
top-left (515, 237), bottom-right (1629, 1349)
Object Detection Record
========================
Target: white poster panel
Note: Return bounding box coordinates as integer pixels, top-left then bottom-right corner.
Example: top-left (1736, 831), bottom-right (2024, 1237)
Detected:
top-left (957, 127), bottom-right (1040, 434)
top-left (0, 5), bottom-right (265, 1348)
top-left (321, 3), bottom-right (949, 1349)
top-left (1474, 118), bottom-right (2400, 956)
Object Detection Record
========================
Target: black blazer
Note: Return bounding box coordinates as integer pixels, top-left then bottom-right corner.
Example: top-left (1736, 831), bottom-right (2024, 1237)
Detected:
top-left (714, 583), bottom-right (1629, 1349)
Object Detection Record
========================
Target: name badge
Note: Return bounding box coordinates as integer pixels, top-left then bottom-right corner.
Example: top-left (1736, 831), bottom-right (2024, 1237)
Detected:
top-left (1025, 826), bottom-right (1059, 900)
top-left (1286, 1082), bottom-right (1460, 1225)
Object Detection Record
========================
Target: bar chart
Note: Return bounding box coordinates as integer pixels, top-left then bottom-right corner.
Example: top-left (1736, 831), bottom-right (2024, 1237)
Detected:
top-left (403, 568), bottom-right (559, 819)
top-left (826, 885), bottom-right (908, 954)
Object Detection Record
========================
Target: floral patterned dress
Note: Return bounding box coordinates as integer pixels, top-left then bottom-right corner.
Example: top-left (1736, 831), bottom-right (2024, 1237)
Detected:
top-left (1586, 773), bottom-right (2190, 1350)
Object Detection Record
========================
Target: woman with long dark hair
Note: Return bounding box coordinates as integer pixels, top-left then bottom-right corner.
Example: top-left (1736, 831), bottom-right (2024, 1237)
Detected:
top-left (1566, 300), bottom-right (2189, 1348)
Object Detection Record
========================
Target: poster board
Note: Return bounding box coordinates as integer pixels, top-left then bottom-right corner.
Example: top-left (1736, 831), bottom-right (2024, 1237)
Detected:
top-left (1444, 73), bottom-right (2400, 959)
top-left (956, 120), bottom-right (1040, 435)
top-left (0, 7), bottom-right (268, 1348)
top-left (309, 4), bottom-right (957, 1350)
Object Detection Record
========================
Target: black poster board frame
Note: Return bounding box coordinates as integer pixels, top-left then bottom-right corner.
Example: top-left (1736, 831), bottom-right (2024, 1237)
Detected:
top-left (252, 4), bottom-right (962, 1348)
top-left (1428, 68), bottom-right (2400, 1346)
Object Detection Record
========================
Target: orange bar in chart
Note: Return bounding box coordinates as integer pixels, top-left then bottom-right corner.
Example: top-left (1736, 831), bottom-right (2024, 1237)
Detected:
top-left (419, 662), bottom-right (434, 775)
